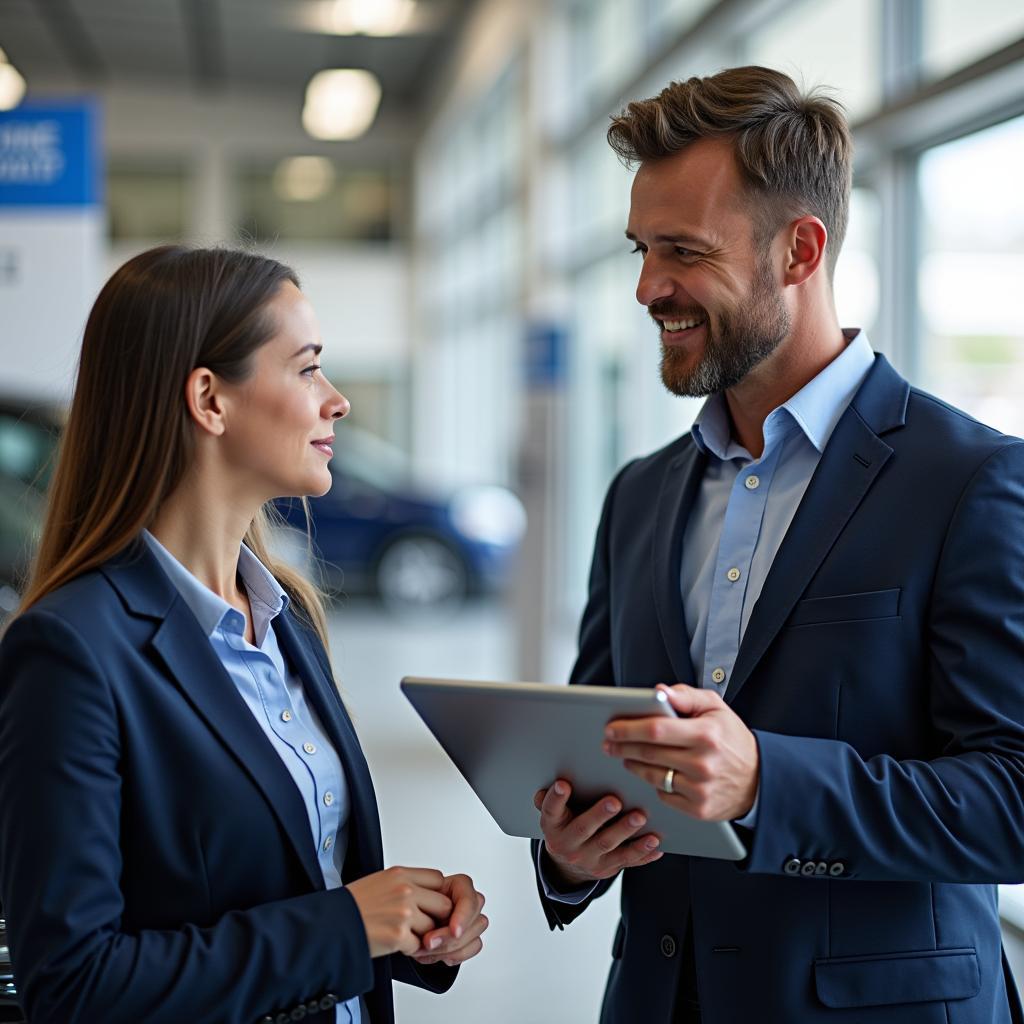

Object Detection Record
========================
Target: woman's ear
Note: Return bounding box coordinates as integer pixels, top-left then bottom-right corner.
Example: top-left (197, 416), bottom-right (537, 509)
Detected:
top-left (184, 367), bottom-right (226, 437)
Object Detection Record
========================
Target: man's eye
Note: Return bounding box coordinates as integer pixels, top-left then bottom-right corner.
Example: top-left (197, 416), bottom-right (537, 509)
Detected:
top-left (675, 247), bottom-right (698, 258)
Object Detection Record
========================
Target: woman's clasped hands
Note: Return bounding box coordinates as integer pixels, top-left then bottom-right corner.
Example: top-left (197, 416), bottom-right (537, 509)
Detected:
top-left (348, 867), bottom-right (488, 968)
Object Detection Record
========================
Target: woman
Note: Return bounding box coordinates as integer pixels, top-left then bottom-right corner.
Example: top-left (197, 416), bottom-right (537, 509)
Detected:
top-left (0, 246), bottom-right (487, 1024)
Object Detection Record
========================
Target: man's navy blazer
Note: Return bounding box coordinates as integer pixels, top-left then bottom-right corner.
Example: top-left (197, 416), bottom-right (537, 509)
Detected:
top-left (0, 541), bottom-right (455, 1024)
top-left (535, 355), bottom-right (1024, 1023)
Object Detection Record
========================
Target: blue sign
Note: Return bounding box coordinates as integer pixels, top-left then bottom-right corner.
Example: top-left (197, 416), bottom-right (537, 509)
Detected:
top-left (525, 323), bottom-right (567, 389)
top-left (0, 101), bottom-right (102, 207)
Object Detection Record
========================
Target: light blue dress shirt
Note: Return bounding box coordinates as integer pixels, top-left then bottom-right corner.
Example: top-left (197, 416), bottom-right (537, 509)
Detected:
top-left (144, 532), bottom-right (360, 1024)
top-left (541, 329), bottom-right (875, 901)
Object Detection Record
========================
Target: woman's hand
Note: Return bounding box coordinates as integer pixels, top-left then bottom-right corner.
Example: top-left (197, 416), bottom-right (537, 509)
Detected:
top-left (347, 866), bottom-right (454, 958)
top-left (410, 873), bottom-right (488, 968)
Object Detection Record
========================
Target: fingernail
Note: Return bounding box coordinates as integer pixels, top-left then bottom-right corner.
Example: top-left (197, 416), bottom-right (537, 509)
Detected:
top-left (605, 800), bottom-right (619, 813)
top-left (453, 925), bottom-right (462, 939)
top-left (554, 781), bottom-right (567, 796)
top-left (605, 728), bottom-right (616, 740)
top-left (602, 741), bottom-right (611, 754)
top-left (429, 937), bottom-right (443, 950)
top-left (629, 813), bottom-right (645, 827)
top-left (646, 837), bottom-right (660, 850)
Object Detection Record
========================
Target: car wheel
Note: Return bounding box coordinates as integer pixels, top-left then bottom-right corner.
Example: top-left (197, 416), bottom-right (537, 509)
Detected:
top-left (375, 534), bottom-right (468, 611)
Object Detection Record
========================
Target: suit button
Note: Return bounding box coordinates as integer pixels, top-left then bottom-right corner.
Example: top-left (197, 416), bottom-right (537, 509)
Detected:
top-left (259, 1017), bottom-right (274, 1024)
top-left (660, 934), bottom-right (677, 958)
top-left (783, 857), bottom-right (802, 875)
top-left (290, 1008), bottom-right (307, 1020)
top-left (320, 993), bottom-right (338, 1010)
top-left (814, 861), bottom-right (828, 875)
top-left (800, 861), bottom-right (816, 876)
top-left (829, 861), bottom-right (846, 877)
top-left (276, 1013), bottom-right (290, 1023)
top-left (305, 1000), bottom-right (320, 1014)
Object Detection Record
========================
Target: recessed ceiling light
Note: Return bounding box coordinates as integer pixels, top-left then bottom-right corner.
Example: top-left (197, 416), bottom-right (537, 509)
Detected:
top-left (0, 62), bottom-right (26, 111)
top-left (330, 0), bottom-right (416, 36)
top-left (303, 69), bottom-right (382, 141)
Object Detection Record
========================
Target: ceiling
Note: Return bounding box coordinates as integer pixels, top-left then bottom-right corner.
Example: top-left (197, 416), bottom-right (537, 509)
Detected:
top-left (0, 0), bottom-right (473, 117)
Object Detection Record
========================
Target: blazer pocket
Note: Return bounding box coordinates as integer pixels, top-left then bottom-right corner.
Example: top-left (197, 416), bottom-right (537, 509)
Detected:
top-left (814, 947), bottom-right (979, 1008)
top-left (788, 587), bottom-right (901, 628)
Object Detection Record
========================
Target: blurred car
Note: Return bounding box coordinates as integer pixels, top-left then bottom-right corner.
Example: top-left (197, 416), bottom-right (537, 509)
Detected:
top-left (0, 396), bottom-right (60, 625)
top-left (273, 426), bottom-right (526, 610)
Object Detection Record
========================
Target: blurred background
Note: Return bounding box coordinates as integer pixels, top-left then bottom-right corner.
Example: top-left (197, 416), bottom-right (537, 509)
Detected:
top-left (1, 0), bottom-right (1023, 1019)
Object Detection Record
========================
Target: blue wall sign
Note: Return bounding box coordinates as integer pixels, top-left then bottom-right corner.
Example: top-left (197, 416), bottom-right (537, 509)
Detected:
top-left (525, 322), bottom-right (567, 389)
top-left (0, 101), bottom-right (102, 207)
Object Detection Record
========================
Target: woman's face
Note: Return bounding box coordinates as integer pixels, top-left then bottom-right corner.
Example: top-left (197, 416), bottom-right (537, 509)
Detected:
top-left (220, 281), bottom-right (349, 500)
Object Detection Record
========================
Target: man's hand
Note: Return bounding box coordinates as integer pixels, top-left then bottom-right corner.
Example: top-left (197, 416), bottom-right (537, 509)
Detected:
top-left (604, 684), bottom-right (759, 821)
top-left (410, 873), bottom-right (488, 967)
top-left (534, 780), bottom-right (663, 887)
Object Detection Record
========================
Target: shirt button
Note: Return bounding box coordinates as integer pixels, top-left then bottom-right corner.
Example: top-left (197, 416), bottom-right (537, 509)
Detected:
top-left (323, 791), bottom-right (334, 807)
top-left (726, 567), bottom-right (741, 582)
top-left (745, 474), bottom-right (760, 490)
top-left (280, 710), bottom-right (292, 723)
top-left (323, 835), bottom-right (334, 852)
top-left (711, 667), bottom-right (726, 685)
top-left (303, 742), bottom-right (316, 755)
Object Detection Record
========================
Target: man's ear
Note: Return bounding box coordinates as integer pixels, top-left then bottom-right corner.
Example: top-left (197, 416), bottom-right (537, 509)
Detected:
top-left (781, 215), bottom-right (828, 286)
top-left (184, 367), bottom-right (226, 437)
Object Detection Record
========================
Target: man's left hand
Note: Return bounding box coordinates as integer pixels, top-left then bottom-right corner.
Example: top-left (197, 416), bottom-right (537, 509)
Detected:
top-left (410, 872), bottom-right (488, 967)
top-left (603, 684), bottom-right (759, 821)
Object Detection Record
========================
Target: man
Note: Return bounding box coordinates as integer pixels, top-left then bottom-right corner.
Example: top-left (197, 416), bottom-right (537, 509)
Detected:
top-left (531, 66), bottom-right (1024, 1023)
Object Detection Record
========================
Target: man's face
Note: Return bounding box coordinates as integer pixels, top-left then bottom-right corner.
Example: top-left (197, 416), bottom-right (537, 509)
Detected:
top-left (626, 138), bottom-right (790, 397)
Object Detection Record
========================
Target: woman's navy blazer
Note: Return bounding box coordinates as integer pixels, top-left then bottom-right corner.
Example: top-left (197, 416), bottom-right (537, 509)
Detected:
top-left (0, 541), bottom-right (455, 1023)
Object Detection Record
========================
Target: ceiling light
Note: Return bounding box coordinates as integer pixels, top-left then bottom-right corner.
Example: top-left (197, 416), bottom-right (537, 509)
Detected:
top-left (0, 62), bottom-right (26, 111)
top-left (273, 156), bottom-right (336, 202)
top-left (330, 0), bottom-right (415, 36)
top-left (303, 69), bottom-right (381, 141)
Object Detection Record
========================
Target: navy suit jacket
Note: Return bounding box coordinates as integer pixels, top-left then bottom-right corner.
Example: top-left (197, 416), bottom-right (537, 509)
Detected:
top-left (0, 541), bottom-right (455, 1024)
top-left (535, 355), bottom-right (1024, 1023)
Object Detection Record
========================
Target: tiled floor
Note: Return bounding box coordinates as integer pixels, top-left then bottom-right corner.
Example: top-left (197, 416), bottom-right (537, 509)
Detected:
top-left (327, 597), bottom-right (620, 1024)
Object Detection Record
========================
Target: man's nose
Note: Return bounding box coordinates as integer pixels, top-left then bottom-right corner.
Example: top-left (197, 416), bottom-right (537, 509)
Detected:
top-left (635, 257), bottom-right (674, 308)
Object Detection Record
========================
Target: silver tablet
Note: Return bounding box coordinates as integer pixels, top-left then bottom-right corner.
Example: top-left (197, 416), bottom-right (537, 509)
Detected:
top-left (401, 677), bottom-right (746, 861)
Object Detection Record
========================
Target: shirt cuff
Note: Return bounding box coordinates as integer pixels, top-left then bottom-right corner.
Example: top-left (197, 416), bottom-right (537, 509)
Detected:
top-left (733, 783), bottom-right (760, 828)
top-left (536, 843), bottom-right (600, 905)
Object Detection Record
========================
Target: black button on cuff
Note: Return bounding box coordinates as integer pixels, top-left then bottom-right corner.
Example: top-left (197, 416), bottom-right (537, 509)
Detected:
top-left (783, 857), bottom-right (801, 875)
top-left (660, 934), bottom-right (677, 958)
top-left (290, 1007), bottom-right (307, 1021)
top-left (829, 861), bottom-right (846, 877)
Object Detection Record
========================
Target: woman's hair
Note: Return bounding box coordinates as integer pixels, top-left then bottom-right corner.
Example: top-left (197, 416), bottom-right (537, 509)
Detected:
top-left (17, 244), bottom-right (330, 648)
top-left (607, 66), bottom-right (852, 278)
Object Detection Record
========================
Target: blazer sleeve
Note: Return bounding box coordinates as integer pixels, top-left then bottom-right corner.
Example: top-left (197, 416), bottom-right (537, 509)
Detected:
top-left (0, 609), bottom-right (375, 1024)
top-left (532, 463), bottom-right (635, 929)
top-left (744, 440), bottom-right (1024, 883)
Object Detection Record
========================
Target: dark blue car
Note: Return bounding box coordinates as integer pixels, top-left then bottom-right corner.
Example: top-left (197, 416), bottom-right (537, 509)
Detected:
top-left (272, 426), bottom-right (525, 609)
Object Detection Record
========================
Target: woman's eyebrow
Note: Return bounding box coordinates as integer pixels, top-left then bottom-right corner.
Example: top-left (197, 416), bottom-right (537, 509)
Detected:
top-left (291, 342), bottom-right (323, 358)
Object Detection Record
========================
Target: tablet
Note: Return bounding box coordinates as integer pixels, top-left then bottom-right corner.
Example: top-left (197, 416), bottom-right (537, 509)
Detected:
top-left (400, 677), bottom-right (746, 861)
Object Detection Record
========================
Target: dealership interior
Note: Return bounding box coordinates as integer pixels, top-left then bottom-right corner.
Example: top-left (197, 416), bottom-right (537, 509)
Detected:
top-left (2, 0), bottom-right (1024, 1020)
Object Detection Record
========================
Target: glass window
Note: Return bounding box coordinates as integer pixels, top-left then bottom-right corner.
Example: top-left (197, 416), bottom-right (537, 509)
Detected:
top-left (744, 0), bottom-right (881, 122)
top-left (834, 187), bottom-right (881, 335)
top-left (922, 0), bottom-right (1024, 80)
top-left (651, 0), bottom-right (717, 36)
top-left (234, 164), bottom-right (398, 243)
top-left (107, 163), bottom-right (189, 241)
top-left (917, 115), bottom-right (1024, 435)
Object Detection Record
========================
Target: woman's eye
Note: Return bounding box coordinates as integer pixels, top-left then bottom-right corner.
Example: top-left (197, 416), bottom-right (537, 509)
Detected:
top-left (629, 246), bottom-right (645, 255)
top-left (301, 364), bottom-right (321, 377)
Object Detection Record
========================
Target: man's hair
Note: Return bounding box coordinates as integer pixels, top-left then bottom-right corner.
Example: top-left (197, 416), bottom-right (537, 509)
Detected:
top-left (607, 66), bottom-right (853, 277)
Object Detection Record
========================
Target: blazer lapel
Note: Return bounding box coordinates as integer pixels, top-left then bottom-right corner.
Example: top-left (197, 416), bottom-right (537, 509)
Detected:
top-left (272, 612), bottom-right (383, 880)
top-left (150, 604), bottom-right (326, 891)
top-left (652, 442), bottom-right (707, 685)
top-left (724, 355), bottom-right (909, 705)
top-left (103, 542), bottom-right (325, 892)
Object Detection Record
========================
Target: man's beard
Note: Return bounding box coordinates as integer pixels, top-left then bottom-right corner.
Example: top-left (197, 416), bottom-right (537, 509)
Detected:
top-left (657, 259), bottom-right (790, 397)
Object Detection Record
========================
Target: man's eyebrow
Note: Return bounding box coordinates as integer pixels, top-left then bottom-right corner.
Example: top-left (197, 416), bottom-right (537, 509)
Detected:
top-left (291, 342), bottom-right (323, 359)
top-left (624, 230), bottom-right (712, 247)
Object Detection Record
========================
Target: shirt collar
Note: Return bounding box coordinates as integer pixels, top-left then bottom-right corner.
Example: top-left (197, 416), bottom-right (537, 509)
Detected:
top-left (143, 530), bottom-right (289, 644)
top-left (691, 328), bottom-right (875, 460)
